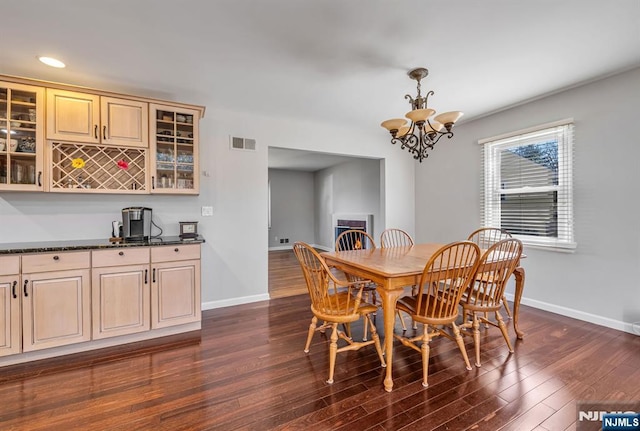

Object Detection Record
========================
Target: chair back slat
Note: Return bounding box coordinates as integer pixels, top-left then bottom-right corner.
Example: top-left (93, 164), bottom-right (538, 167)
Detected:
top-left (380, 228), bottom-right (414, 248)
top-left (467, 227), bottom-right (512, 250)
top-left (465, 238), bottom-right (523, 309)
top-left (335, 229), bottom-right (376, 252)
top-left (415, 241), bottom-right (480, 322)
top-left (293, 242), bottom-right (362, 318)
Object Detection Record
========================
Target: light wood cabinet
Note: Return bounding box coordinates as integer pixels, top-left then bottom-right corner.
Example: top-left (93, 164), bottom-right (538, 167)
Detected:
top-left (0, 259), bottom-right (20, 357)
top-left (0, 241), bottom-right (202, 365)
top-left (21, 268), bottom-right (91, 352)
top-left (150, 104), bottom-right (199, 194)
top-left (0, 82), bottom-right (45, 191)
top-left (151, 245), bottom-right (201, 328)
top-left (91, 248), bottom-right (150, 339)
top-left (46, 89), bottom-right (148, 148)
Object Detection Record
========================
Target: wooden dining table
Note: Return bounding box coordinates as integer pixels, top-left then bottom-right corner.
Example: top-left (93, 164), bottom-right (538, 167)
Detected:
top-left (321, 243), bottom-right (526, 392)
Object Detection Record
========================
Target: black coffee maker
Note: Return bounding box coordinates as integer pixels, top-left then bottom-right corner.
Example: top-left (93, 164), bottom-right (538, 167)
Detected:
top-left (122, 207), bottom-right (152, 240)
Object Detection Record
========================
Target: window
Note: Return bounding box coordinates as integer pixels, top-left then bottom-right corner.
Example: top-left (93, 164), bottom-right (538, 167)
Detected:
top-left (480, 119), bottom-right (575, 250)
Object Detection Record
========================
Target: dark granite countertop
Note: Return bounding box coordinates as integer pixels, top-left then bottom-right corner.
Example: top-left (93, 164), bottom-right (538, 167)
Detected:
top-left (0, 236), bottom-right (205, 255)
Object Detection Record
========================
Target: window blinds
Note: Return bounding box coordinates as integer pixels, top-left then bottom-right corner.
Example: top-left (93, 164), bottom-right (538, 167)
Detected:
top-left (480, 120), bottom-right (575, 250)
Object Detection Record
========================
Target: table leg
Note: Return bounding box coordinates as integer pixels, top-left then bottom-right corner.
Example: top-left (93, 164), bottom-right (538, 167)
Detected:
top-left (512, 267), bottom-right (525, 339)
top-left (379, 288), bottom-right (404, 392)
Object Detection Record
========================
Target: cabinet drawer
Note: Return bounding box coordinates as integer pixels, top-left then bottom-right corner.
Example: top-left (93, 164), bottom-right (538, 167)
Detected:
top-left (92, 247), bottom-right (150, 268)
top-left (22, 251), bottom-right (90, 273)
top-left (0, 255), bottom-right (20, 275)
top-left (151, 244), bottom-right (200, 263)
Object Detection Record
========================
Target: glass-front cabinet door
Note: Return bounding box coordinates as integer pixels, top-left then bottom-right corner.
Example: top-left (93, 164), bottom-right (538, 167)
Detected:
top-left (0, 82), bottom-right (44, 191)
top-left (149, 104), bottom-right (199, 195)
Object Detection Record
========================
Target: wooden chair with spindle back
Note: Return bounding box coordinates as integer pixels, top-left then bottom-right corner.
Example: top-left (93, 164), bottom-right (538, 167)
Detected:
top-left (467, 227), bottom-right (514, 318)
top-left (335, 229), bottom-right (379, 340)
top-left (293, 242), bottom-right (386, 384)
top-left (380, 228), bottom-right (416, 331)
top-left (460, 238), bottom-right (523, 367)
top-left (394, 241), bottom-right (481, 387)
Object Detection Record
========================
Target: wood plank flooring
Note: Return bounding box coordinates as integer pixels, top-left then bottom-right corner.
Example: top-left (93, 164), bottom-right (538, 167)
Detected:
top-left (1, 253), bottom-right (639, 430)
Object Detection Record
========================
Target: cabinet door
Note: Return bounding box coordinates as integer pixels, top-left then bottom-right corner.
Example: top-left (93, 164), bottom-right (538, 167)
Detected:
top-left (151, 259), bottom-right (201, 329)
top-left (22, 269), bottom-right (91, 352)
top-left (92, 264), bottom-right (150, 339)
top-left (0, 276), bottom-right (21, 357)
top-left (46, 89), bottom-right (100, 143)
top-left (149, 104), bottom-right (199, 195)
top-left (101, 97), bottom-right (148, 148)
top-left (0, 82), bottom-right (45, 191)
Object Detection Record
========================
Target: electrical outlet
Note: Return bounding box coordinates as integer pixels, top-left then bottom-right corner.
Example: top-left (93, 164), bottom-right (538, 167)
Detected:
top-left (280, 238), bottom-right (284, 244)
top-left (201, 206), bottom-right (213, 216)
top-left (284, 238), bottom-right (289, 243)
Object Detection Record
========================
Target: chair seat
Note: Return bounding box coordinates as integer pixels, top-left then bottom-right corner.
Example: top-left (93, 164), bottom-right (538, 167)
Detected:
top-left (312, 291), bottom-right (378, 323)
top-left (396, 293), bottom-right (459, 325)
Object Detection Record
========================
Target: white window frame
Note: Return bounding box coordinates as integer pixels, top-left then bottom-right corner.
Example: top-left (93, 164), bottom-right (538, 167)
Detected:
top-left (479, 119), bottom-right (576, 251)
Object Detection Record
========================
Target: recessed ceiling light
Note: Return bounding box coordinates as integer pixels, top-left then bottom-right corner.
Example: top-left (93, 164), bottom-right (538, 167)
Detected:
top-left (38, 56), bottom-right (66, 68)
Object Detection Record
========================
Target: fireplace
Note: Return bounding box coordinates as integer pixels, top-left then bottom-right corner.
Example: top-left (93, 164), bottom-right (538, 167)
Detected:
top-left (332, 214), bottom-right (373, 249)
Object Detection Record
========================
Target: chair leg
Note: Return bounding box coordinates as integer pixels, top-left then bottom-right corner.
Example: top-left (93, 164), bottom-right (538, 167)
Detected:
top-left (421, 326), bottom-right (431, 387)
top-left (452, 322), bottom-right (472, 371)
top-left (472, 313), bottom-right (482, 367)
top-left (502, 295), bottom-right (512, 319)
top-left (327, 323), bottom-right (339, 384)
top-left (304, 316), bottom-right (317, 353)
top-left (367, 315), bottom-right (386, 367)
top-left (496, 311), bottom-right (514, 353)
top-left (362, 316), bottom-right (369, 341)
top-left (397, 310), bottom-right (407, 331)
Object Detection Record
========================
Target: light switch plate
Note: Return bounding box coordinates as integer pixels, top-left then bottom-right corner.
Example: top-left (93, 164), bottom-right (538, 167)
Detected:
top-left (201, 206), bottom-right (213, 216)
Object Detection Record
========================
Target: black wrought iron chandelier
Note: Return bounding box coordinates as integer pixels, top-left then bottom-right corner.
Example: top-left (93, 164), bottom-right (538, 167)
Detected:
top-left (381, 67), bottom-right (463, 162)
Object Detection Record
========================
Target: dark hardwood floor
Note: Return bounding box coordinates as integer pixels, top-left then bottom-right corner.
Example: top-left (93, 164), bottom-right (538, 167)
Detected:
top-left (1, 253), bottom-right (639, 430)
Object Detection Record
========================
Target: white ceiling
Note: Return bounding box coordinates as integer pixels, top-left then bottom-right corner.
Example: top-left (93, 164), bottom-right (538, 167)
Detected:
top-left (1, 0), bottom-right (639, 170)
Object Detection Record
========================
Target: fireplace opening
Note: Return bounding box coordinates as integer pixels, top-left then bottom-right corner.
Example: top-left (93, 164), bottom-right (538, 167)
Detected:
top-left (332, 214), bottom-right (373, 250)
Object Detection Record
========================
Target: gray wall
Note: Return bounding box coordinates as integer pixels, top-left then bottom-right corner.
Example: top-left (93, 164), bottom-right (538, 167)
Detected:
top-left (314, 158), bottom-right (382, 249)
top-left (415, 67), bottom-right (640, 332)
top-left (268, 169), bottom-right (315, 248)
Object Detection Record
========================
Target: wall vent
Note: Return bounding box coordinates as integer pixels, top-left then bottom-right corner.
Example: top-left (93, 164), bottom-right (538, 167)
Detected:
top-left (230, 136), bottom-right (256, 151)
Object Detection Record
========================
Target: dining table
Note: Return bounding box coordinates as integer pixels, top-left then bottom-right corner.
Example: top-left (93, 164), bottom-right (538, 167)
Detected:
top-left (321, 243), bottom-right (526, 392)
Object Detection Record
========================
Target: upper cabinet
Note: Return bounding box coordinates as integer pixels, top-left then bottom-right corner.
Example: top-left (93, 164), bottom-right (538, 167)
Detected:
top-left (46, 89), bottom-right (149, 148)
top-left (0, 82), bottom-right (45, 191)
top-left (149, 104), bottom-right (199, 195)
top-left (0, 75), bottom-right (203, 195)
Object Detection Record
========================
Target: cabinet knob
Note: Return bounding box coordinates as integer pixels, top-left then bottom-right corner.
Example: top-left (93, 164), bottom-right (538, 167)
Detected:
top-left (53, 255), bottom-right (60, 260)
top-left (119, 251), bottom-right (124, 256)
top-left (174, 248), bottom-right (179, 252)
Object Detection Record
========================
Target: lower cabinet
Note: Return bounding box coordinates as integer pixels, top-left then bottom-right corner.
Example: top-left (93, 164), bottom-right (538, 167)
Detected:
top-left (0, 270), bottom-right (21, 357)
top-left (21, 268), bottom-right (91, 352)
top-left (0, 243), bottom-right (202, 363)
top-left (151, 245), bottom-right (201, 329)
top-left (91, 248), bottom-right (151, 340)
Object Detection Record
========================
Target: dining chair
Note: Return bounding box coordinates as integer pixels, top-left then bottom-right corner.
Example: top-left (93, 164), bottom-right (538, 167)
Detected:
top-left (293, 242), bottom-right (386, 384)
top-left (467, 227), bottom-right (514, 318)
top-left (335, 229), bottom-right (379, 340)
top-left (394, 241), bottom-right (481, 387)
top-left (380, 228), bottom-right (415, 330)
top-left (460, 238), bottom-right (523, 367)
top-left (380, 228), bottom-right (415, 248)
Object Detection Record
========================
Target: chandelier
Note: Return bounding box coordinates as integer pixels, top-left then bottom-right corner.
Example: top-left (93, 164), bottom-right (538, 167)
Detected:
top-left (381, 67), bottom-right (463, 162)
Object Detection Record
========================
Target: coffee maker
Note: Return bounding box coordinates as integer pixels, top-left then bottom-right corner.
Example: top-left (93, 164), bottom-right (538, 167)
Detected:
top-left (122, 207), bottom-right (152, 241)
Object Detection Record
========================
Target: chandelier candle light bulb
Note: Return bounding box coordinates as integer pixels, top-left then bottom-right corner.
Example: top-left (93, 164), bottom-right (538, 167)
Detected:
top-left (381, 67), bottom-right (463, 162)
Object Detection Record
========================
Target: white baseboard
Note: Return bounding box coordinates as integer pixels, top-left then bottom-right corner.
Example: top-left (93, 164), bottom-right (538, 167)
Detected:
top-left (201, 293), bottom-right (270, 310)
top-left (504, 293), bottom-right (639, 336)
top-left (268, 245), bottom-right (292, 251)
top-left (268, 244), bottom-right (332, 252)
